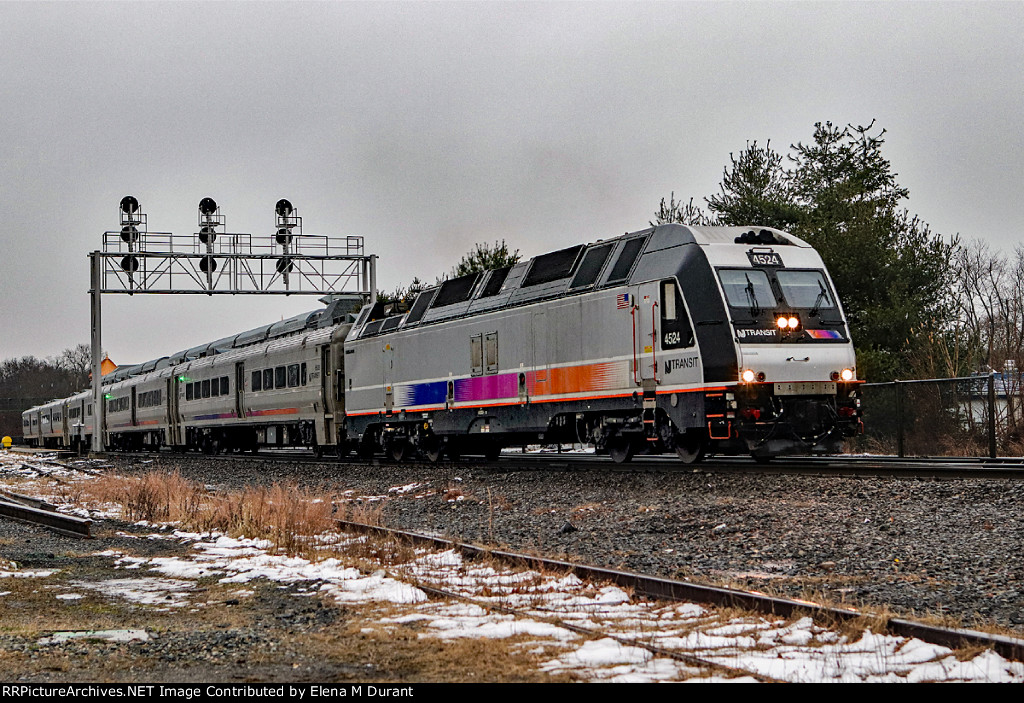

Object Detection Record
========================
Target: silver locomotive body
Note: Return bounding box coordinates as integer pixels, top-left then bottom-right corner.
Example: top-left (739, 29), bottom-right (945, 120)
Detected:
top-left (343, 224), bottom-right (861, 463)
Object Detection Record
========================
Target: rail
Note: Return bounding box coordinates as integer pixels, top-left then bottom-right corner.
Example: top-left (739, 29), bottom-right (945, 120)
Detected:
top-left (337, 519), bottom-right (1024, 662)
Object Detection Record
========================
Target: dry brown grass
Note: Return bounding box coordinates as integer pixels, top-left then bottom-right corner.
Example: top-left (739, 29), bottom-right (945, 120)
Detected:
top-left (335, 498), bottom-right (385, 526)
top-left (85, 471), bottom-right (337, 558)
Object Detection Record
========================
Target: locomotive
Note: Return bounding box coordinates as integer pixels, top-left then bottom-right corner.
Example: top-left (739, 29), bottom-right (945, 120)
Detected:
top-left (23, 224), bottom-right (862, 463)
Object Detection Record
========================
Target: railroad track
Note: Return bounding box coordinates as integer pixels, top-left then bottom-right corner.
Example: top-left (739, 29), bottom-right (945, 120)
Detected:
top-left (102, 447), bottom-right (1024, 479)
top-left (410, 576), bottom-right (784, 682)
top-left (338, 518), bottom-right (1024, 663)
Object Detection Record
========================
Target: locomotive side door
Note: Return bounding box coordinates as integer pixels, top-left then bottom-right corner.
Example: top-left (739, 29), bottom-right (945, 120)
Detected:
top-left (383, 343), bottom-right (394, 413)
top-left (634, 282), bottom-right (661, 385)
top-left (532, 311), bottom-right (549, 400)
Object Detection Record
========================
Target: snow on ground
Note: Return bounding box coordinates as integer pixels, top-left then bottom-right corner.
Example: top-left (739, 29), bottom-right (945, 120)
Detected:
top-left (3, 449), bottom-right (1024, 682)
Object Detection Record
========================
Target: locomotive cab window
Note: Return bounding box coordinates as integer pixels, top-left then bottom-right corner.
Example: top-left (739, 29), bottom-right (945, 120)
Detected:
top-left (718, 269), bottom-right (778, 311)
top-left (661, 280), bottom-right (694, 349)
top-left (776, 270), bottom-right (836, 310)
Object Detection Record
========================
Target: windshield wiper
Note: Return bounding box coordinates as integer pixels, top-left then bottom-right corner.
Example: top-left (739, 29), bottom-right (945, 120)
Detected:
top-left (810, 279), bottom-right (830, 317)
top-left (744, 274), bottom-right (761, 317)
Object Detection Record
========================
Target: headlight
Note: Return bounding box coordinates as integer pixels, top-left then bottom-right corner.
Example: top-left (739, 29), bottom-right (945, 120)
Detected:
top-left (742, 369), bottom-right (756, 383)
top-left (787, 316), bottom-right (799, 329)
top-left (841, 368), bottom-right (854, 381)
top-left (776, 317), bottom-right (789, 329)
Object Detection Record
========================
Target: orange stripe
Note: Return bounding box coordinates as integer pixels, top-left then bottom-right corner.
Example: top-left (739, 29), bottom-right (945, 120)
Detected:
top-left (348, 385), bottom-right (726, 416)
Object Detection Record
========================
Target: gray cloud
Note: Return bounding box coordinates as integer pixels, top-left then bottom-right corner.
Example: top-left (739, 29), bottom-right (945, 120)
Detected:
top-left (1, 1), bottom-right (1022, 363)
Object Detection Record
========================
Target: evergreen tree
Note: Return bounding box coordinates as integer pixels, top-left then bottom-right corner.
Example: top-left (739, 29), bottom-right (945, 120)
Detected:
top-left (706, 140), bottom-right (799, 229)
top-left (450, 240), bottom-right (521, 278)
top-left (651, 192), bottom-right (713, 226)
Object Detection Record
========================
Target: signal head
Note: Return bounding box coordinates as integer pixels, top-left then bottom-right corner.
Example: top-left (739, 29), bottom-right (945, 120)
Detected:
top-left (199, 197), bottom-right (218, 215)
top-left (120, 255), bottom-right (139, 273)
top-left (275, 199), bottom-right (293, 217)
top-left (120, 195), bottom-right (139, 215)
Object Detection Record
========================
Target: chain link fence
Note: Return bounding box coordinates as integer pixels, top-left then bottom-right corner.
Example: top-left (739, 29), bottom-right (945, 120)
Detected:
top-left (850, 374), bottom-right (1024, 457)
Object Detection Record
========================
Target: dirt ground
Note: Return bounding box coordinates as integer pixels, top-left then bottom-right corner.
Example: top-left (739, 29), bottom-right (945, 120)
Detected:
top-left (0, 517), bottom-right (570, 683)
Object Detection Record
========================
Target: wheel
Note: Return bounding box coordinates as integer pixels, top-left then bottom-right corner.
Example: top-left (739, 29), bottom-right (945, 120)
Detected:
top-left (484, 442), bottom-right (501, 461)
top-left (422, 437), bottom-right (443, 463)
top-left (313, 444), bottom-right (325, 459)
top-left (751, 453), bottom-right (772, 464)
top-left (608, 437), bottom-right (634, 464)
top-left (336, 440), bottom-right (350, 461)
top-left (675, 433), bottom-right (706, 465)
top-left (388, 439), bottom-right (409, 463)
top-left (446, 443), bottom-right (462, 462)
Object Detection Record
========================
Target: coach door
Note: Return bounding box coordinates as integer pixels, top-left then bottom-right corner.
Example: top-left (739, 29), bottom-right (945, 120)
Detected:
top-left (321, 346), bottom-right (335, 443)
top-left (167, 377), bottom-right (181, 446)
top-left (234, 362), bottom-right (245, 420)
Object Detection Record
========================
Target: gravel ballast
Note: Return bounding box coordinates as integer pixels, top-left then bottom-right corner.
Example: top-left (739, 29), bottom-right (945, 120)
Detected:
top-left (104, 453), bottom-right (1024, 635)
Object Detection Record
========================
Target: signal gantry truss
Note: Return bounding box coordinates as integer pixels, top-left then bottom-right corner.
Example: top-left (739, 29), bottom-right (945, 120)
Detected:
top-left (96, 197), bottom-right (376, 296)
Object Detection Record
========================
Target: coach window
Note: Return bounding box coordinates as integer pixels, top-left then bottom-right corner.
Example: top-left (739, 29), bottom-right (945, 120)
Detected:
top-left (301, 363), bottom-right (307, 386)
top-left (264, 368), bottom-right (274, 390)
top-left (211, 379), bottom-right (220, 397)
top-left (661, 279), bottom-right (694, 349)
top-left (252, 371), bottom-right (262, 392)
top-left (202, 379), bottom-right (211, 398)
top-left (186, 384), bottom-right (194, 401)
top-left (275, 366), bottom-right (286, 389)
top-left (221, 377), bottom-right (229, 395)
top-left (288, 364), bottom-right (300, 387)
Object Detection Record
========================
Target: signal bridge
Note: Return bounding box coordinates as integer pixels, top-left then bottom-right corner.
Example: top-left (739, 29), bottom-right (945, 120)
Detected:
top-left (89, 196), bottom-right (377, 451)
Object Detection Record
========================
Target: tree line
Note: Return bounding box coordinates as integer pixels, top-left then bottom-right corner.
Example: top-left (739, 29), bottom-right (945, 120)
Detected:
top-left (0, 344), bottom-right (91, 438)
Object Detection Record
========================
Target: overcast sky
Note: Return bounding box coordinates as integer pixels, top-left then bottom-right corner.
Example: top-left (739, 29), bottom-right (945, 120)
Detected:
top-left (2, 1), bottom-right (1022, 364)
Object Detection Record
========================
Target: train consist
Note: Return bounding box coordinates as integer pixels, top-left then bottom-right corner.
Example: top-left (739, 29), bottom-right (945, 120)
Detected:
top-left (23, 224), bottom-right (862, 463)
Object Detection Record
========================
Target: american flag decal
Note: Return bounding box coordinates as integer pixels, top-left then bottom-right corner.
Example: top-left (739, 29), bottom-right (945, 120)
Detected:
top-left (616, 293), bottom-right (630, 309)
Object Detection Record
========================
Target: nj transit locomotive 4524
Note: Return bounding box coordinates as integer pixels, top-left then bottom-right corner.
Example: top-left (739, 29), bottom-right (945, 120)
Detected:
top-left (24, 224), bottom-right (862, 464)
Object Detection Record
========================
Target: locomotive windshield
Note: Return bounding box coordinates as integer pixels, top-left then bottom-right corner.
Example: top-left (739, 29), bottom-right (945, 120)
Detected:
top-left (776, 270), bottom-right (836, 310)
top-left (718, 269), bottom-right (777, 310)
